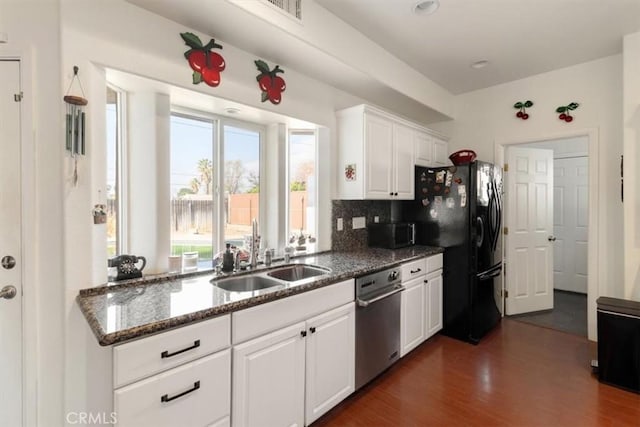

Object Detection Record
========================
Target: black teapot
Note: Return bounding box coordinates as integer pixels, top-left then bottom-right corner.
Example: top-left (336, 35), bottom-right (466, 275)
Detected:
top-left (108, 255), bottom-right (146, 281)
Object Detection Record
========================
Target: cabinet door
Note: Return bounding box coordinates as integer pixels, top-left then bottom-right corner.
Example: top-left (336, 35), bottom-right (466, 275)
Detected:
top-left (401, 277), bottom-right (426, 357)
top-left (364, 113), bottom-right (394, 199)
top-left (425, 271), bottom-right (443, 339)
top-left (305, 303), bottom-right (355, 425)
top-left (393, 124), bottom-right (415, 199)
top-left (114, 350), bottom-right (231, 427)
top-left (233, 322), bottom-right (306, 427)
top-left (414, 131), bottom-right (434, 167)
top-left (433, 138), bottom-right (449, 166)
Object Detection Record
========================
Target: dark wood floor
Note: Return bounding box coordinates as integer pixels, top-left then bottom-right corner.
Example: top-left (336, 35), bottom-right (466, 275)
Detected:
top-left (312, 319), bottom-right (640, 427)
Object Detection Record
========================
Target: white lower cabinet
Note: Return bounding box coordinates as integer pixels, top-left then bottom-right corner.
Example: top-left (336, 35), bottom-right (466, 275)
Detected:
top-left (115, 349), bottom-right (231, 427)
top-left (232, 303), bottom-right (355, 427)
top-left (400, 276), bottom-right (426, 357)
top-left (400, 255), bottom-right (444, 357)
top-left (305, 304), bottom-right (355, 425)
top-left (233, 321), bottom-right (307, 427)
top-left (425, 271), bottom-right (443, 339)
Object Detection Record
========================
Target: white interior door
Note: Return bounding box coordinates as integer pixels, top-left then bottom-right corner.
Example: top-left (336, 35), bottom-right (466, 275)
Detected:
top-left (505, 147), bottom-right (554, 315)
top-left (0, 59), bottom-right (23, 427)
top-left (553, 157), bottom-right (588, 293)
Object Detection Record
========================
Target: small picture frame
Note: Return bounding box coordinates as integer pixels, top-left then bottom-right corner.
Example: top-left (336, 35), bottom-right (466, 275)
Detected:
top-left (345, 164), bottom-right (356, 181)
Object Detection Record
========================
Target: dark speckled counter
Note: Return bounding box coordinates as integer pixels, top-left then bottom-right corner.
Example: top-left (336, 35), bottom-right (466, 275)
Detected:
top-left (77, 246), bottom-right (443, 346)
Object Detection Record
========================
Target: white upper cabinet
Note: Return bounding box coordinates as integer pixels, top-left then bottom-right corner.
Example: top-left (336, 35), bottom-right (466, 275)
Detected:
top-left (414, 131), bottom-right (433, 166)
top-left (363, 112), bottom-right (394, 198)
top-left (433, 138), bottom-right (449, 166)
top-left (336, 104), bottom-right (448, 200)
top-left (415, 130), bottom-right (450, 167)
top-left (393, 123), bottom-right (415, 198)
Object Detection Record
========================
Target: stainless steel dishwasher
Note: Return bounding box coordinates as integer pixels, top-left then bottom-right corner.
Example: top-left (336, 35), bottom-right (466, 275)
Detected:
top-left (355, 267), bottom-right (404, 390)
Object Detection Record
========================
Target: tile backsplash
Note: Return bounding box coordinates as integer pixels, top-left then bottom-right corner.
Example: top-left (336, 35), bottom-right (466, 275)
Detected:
top-left (331, 200), bottom-right (394, 251)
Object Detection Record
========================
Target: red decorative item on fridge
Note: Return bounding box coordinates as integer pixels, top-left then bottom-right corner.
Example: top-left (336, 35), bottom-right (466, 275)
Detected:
top-left (255, 60), bottom-right (286, 104)
top-left (449, 150), bottom-right (477, 165)
top-left (180, 32), bottom-right (226, 87)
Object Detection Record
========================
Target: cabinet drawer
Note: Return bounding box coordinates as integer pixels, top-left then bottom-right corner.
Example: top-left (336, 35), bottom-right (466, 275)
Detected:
top-left (115, 349), bottom-right (231, 427)
top-left (232, 279), bottom-right (354, 344)
top-left (114, 315), bottom-right (230, 388)
top-left (401, 258), bottom-right (427, 281)
top-left (426, 254), bottom-right (443, 273)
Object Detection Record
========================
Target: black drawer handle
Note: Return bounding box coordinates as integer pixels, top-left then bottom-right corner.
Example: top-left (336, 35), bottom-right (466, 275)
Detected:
top-left (161, 340), bottom-right (200, 359)
top-left (410, 268), bottom-right (422, 274)
top-left (301, 330), bottom-right (307, 338)
top-left (161, 381), bottom-right (200, 403)
top-left (424, 279), bottom-right (429, 284)
top-left (310, 327), bottom-right (316, 334)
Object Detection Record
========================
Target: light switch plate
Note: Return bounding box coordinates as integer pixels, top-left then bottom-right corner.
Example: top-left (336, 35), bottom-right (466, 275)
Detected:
top-left (336, 218), bottom-right (343, 231)
top-left (374, 216), bottom-right (379, 223)
top-left (352, 216), bottom-right (366, 229)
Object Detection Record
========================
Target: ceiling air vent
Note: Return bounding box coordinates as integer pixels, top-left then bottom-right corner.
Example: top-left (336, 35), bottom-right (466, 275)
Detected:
top-left (264, 0), bottom-right (302, 20)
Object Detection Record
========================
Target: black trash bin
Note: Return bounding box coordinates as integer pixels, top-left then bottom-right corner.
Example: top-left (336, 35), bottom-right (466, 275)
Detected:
top-left (596, 296), bottom-right (640, 393)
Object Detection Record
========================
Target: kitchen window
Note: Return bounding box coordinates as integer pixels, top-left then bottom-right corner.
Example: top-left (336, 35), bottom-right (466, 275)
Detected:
top-left (170, 114), bottom-right (216, 263)
top-left (106, 86), bottom-right (127, 256)
top-left (170, 112), bottom-right (264, 265)
top-left (287, 129), bottom-right (317, 250)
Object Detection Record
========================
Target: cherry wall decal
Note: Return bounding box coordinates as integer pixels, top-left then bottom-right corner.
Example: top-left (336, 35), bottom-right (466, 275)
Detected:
top-left (513, 100), bottom-right (533, 120)
top-left (255, 60), bottom-right (286, 105)
top-left (180, 32), bottom-right (226, 87)
top-left (556, 102), bottom-right (579, 122)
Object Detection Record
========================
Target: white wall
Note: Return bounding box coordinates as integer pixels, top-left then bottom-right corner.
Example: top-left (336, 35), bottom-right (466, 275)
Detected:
top-left (431, 55), bottom-right (624, 340)
top-left (0, 0), bottom-right (66, 425)
top-left (623, 32), bottom-right (640, 300)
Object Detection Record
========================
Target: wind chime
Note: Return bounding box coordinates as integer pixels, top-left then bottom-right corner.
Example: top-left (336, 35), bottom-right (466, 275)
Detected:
top-left (64, 66), bottom-right (88, 185)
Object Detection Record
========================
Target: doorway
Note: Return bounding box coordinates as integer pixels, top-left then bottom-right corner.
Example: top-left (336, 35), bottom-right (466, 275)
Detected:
top-left (497, 131), bottom-right (599, 340)
top-left (511, 137), bottom-right (588, 336)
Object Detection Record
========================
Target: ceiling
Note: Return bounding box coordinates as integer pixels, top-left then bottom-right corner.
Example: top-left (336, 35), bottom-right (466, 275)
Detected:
top-left (315, 0), bottom-right (640, 94)
top-left (124, 0), bottom-right (640, 122)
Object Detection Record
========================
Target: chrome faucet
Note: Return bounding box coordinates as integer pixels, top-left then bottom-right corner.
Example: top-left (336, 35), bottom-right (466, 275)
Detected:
top-left (250, 218), bottom-right (259, 269)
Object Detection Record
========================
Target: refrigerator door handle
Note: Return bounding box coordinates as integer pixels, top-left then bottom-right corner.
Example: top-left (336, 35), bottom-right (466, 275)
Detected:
top-left (476, 217), bottom-right (485, 248)
top-left (477, 263), bottom-right (502, 280)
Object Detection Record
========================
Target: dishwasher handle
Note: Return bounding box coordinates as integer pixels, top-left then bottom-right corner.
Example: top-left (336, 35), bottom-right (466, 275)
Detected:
top-left (357, 285), bottom-right (405, 308)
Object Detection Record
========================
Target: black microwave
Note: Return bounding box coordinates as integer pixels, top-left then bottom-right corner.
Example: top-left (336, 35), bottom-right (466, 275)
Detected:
top-left (367, 223), bottom-right (416, 249)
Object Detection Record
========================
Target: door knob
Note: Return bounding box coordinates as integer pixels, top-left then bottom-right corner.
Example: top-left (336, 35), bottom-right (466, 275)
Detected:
top-left (548, 236), bottom-right (557, 242)
top-left (0, 285), bottom-right (17, 300)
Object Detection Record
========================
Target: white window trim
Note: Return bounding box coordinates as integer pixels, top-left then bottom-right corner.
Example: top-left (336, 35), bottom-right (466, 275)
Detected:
top-left (170, 107), bottom-right (266, 256)
top-left (286, 128), bottom-right (318, 245)
top-left (107, 83), bottom-right (128, 255)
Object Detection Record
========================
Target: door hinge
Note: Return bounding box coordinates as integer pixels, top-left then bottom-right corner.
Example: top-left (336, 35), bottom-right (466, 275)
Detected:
top-left (503, 163), bottom-right (508, 172)
top-left (14, 92), bottom-right (23, 102)
top-left (503, 227), bottom-right (508, 235)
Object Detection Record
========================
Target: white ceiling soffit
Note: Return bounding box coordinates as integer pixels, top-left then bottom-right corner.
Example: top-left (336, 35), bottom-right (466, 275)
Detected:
top-left (316, 0), bottom-right (640, 94)
top-left (125, 0), bottom-right (454, 124)
top-left (106, 68), bottom-right (318, 128)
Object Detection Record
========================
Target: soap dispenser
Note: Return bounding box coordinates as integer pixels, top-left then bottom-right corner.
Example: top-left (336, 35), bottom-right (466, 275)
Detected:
top-left (222, 243), bottom-right (234, 273)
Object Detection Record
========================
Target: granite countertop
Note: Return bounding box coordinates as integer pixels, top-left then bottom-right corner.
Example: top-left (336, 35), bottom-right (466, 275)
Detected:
top-left (77, 246), bottom-right (443, 346)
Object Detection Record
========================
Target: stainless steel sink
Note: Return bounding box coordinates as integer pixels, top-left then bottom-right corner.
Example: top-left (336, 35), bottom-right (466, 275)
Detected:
top-left (213, 275), bottom-right (283, 292)
top-left (267, 265), bottom-right (330, 282)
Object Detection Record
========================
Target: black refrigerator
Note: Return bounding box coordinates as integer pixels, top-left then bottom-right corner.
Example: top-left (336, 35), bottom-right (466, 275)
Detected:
top-left (402, 162), bottom-right (503, 344)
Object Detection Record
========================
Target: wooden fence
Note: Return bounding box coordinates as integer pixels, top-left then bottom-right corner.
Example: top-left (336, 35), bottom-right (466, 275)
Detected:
top-left (151, 191), bottom-right (310, 233)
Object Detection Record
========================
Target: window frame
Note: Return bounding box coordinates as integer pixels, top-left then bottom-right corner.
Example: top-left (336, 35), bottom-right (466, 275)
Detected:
top-left (169, 107), bottom-right (266, 258)
top-left (106, 84), bottom-right (128, 255)
top-left (218, 117), bottom-right (266, 253)
top-left (286, 128), bottom-right (318, 245)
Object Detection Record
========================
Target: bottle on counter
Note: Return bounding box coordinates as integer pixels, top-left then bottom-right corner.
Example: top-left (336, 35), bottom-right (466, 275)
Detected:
top-left (222, 243), bottom-right (234, 273)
